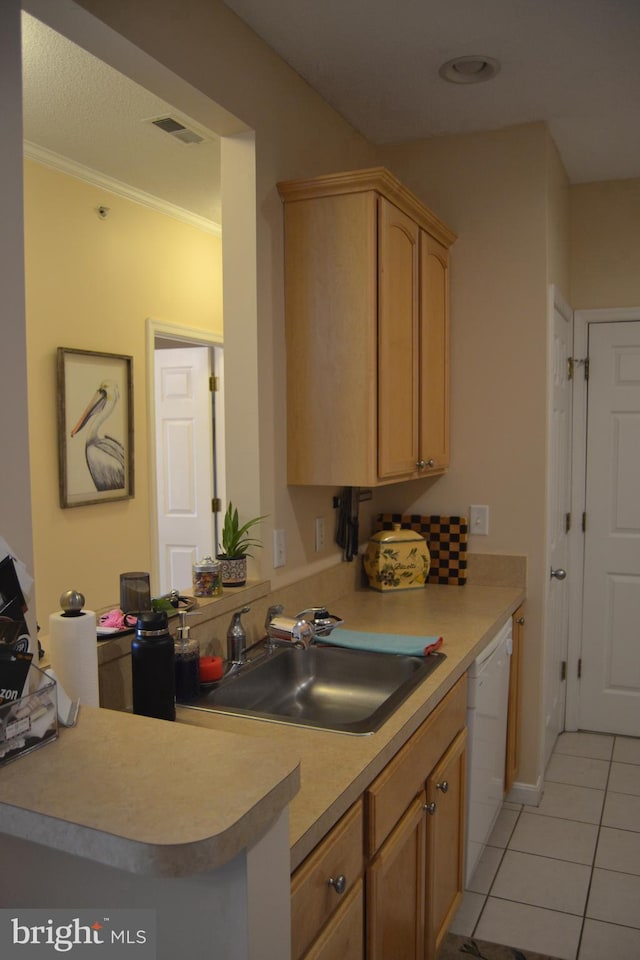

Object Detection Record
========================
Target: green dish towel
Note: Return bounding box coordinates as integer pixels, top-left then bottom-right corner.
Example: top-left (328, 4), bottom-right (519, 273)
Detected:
top-left (322, 628), bottom-right (443, 657)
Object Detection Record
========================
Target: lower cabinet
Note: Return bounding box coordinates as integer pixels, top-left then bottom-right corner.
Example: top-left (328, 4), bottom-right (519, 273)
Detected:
top-left (365, 677), bottom-right (466, 960)
top-left (291, 799), bottom-right (364, 960)
top-left (292, 675), bottom-right (467, 960)
top-left (425, 728), bottom-right (467, 959)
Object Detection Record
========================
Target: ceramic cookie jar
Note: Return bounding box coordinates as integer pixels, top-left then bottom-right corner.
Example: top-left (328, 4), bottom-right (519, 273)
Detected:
top-left (363, 523), bottom-right (431, 592)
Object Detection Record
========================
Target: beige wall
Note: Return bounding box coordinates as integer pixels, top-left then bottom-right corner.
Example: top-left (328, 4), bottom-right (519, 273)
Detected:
top-left (24, 158), bottom-right (223, 623)
top-left (67, 0), bottom-right (377, 589)
top-left (376, 123), bottom-right (564, 787)
top-left (570, 177), bottom-right (640, 308)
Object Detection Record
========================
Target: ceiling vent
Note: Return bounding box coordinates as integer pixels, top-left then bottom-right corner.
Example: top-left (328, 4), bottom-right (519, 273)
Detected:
top-left (150, 116), bottom-right (205, 144)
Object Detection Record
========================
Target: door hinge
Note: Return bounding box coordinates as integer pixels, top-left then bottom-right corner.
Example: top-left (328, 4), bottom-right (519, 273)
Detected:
top-left (209, 375), bottom-right (219, 392)
top-left (565, 512), bottom-right (571, 533)
top-left (582, 512), bottom-right (587, 532)
top-left (561, 660), bottom-right (567, 682)
top-left (578, 658), bottom-right (582, 679)
top-left (568, 357), bottom-right (589, 381)
top-left (212, 497), bottom-right (222, 512)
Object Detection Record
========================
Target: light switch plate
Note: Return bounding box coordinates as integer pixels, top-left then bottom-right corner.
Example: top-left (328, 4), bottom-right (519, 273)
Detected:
top-left (273, 529), bottom-right (287, 567)
top-left (469, 504), bottom-right (489, 536)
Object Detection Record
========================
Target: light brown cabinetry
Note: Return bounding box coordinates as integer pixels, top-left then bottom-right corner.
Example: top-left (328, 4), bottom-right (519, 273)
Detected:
top-left (291, 798), bottom-right (364, 960)
top-left (277, 168), bottom-right (455, 487)
top-left (365, 676), bottom-right (467, 960)
top-left (425, 728), bottom-right (467, 958)
top-left (505, 606), bottom-right (525, 794)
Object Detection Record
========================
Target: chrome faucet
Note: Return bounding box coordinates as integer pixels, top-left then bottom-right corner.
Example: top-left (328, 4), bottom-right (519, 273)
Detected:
top-left (227, 606), bottom-right (250, 664)
top-left (265, 604), bottom-right (314, 650)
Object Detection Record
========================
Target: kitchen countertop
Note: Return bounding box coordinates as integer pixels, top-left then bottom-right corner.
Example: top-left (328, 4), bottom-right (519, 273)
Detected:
top-left (177, 582), bottom-right (525, 870)
top-left (0, 581), bottom-right (523, 878)
top-left (0, 704), bottom-right (299, 877)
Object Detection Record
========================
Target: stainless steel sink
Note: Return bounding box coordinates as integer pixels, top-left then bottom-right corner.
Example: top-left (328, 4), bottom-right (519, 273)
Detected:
top-left (180, 645), bottom-right (445, 734)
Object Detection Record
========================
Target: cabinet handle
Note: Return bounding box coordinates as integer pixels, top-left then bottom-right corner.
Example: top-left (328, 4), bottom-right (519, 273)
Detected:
top-left (328, 875), bottom-right (347, 895)
top-left (416, 459), bottom-right (427, 470)
top-left (436, 780), bottom-right (449, 794)
top-left (426, 459), bottom-right (435, 468)
top-left (424, 801), bottom-right (437, 815)
top-left (516, 616), bottom-right (525, 625)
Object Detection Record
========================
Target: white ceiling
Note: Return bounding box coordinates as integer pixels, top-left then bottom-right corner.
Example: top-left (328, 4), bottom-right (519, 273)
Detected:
top-left (22, 14), bottom-right (222, 225)
top-left (21, 0), bottom-right (640, 227)
top-left (224, 0), bottom-right (640, 183)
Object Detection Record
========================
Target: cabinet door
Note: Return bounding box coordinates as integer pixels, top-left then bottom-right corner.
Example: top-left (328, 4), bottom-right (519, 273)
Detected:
top-left (366, 793), bottom-right (426, 960)
top-left (506, 607), bottom-right (524, 794)
top-left (378, 197), bottom-right (420, 480)
top-left (424, 728), bottom-right (467, 960)
top-left (419, 233), bottom-right (450, 471)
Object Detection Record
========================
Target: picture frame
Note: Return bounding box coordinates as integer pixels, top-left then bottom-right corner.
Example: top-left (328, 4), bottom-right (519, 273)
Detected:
top-left (56, 347), bottom-right (134, 508)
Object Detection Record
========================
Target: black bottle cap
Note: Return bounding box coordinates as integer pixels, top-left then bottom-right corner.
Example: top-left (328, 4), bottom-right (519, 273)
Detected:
top-left (136, 610), bottom-right (169, 636)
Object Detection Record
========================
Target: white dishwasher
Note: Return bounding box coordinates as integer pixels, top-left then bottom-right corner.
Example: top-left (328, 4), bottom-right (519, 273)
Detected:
top-left (465, 618), bottom-right (512, 886)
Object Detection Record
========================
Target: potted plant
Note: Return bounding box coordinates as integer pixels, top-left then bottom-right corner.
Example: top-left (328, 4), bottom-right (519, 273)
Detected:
top-left (217, 501), bottom-right (267, 587)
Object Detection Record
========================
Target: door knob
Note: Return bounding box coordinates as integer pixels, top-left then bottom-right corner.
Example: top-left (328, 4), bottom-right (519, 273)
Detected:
top-left (550, 567), bottom-right (567, 580)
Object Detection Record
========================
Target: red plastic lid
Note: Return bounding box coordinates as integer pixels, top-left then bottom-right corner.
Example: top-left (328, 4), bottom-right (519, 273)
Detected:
top-left (199, 656), bottom-right (224, 682)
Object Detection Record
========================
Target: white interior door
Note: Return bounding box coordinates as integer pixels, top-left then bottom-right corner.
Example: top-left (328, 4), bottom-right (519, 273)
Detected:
top-left (155, 346), bottom-right (214, 594)
top-left (544, 293), bottom-right (572, 764)
top-left (579, 320), bottom-right (640, 735)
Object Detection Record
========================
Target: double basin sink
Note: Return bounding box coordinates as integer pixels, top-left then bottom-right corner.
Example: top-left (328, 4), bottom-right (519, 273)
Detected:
top-left (180, 643), bottom-right (445, 735)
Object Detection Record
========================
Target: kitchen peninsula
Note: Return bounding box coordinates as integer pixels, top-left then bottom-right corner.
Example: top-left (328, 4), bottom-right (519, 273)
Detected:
top-left (0, 566), bottom-right (524, 960)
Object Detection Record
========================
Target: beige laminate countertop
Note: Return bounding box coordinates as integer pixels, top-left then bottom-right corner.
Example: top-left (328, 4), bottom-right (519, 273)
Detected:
top-left (0, 582), bottom-right (523, 878)
top-left (177, 583), bottom-right (525, 870)
top-left (0, 704), bottom-right (299, 877)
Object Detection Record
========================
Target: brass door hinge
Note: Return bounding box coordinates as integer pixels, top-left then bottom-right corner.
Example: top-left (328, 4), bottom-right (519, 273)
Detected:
top-left (212, 497), bottom-right (222, 512)
top-left (561, 660), bottom-right (567, 682)
top-left (582, 512), bottom-right (587, 532)
top-left (565, 512), bottom-right (571, 533)
top-left (209, 375), bottom-right (219, 392)
top-left (568, 357), bottom-right (589, 381)
top-left (578, 658), bottom-right (582, 679)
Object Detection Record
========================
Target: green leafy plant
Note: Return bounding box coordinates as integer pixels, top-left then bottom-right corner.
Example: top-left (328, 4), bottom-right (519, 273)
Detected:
top-left (218, 502), bottom-right (267, 558)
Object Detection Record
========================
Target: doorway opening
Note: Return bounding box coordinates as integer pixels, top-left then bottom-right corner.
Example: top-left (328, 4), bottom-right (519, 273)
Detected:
top-left (21, 0), bottom-right (260, 616)
top-left (148, 320), bottom-right (225, 594)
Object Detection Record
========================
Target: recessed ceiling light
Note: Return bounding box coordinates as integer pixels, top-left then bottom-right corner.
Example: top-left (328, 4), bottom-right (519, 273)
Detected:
top-left (439, 56), bottom-right (501, 85)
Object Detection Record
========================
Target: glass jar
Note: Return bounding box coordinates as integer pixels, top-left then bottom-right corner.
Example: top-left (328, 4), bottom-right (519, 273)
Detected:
top-left (192, 557), bottom-right (222, 598)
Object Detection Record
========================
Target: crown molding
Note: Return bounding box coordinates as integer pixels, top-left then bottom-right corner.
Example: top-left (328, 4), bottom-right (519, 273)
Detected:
top-left (23, 141), bottom-right (222, 237)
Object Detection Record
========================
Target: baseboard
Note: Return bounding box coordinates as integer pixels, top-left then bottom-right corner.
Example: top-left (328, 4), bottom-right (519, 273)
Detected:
top-left (506, 776), bottom-right (543, 806)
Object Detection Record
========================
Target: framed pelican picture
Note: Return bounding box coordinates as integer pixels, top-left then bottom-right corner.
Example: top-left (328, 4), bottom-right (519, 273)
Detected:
top-left (56, 347), bottom-right (134, 508)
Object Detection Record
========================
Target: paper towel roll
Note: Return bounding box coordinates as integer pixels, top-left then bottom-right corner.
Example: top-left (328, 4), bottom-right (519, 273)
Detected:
top-left (48, 610), bottom-right (99, 708)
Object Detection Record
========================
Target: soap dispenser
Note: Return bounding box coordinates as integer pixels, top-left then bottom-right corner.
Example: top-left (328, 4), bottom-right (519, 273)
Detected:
top-left (174, 611), bottom-right (200, 702)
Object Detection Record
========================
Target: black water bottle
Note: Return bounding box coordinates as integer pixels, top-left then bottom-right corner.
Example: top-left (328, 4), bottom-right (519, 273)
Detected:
top-left (132, 611), bottom-right (176, 721)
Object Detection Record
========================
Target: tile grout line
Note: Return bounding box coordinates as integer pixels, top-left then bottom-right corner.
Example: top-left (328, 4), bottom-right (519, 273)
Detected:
top-left (573, 735), bottom-right (615, 960)
top-left (469, 804), bottom-right (522, 939)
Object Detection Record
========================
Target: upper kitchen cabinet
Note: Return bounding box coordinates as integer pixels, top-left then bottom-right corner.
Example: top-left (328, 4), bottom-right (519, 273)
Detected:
top-left (278, 168), bottom-right (456, 487)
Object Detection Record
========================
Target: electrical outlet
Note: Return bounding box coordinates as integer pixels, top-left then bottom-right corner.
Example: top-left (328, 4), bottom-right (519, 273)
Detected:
top-left (273, 529), bottom-right (287, 568)
top-left (469, 504), bottom-right (489, 536)
top-left (315, 517), bottom-right (326, 552)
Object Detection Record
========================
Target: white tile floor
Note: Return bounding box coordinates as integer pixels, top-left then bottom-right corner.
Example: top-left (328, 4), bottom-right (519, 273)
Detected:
top-left (450, 731), bottom-right (640, 959)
